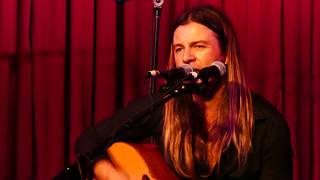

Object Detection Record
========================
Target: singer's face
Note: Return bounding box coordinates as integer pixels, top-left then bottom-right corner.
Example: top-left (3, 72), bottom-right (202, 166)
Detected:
top-left (173, 22), bottom-right (223, 70)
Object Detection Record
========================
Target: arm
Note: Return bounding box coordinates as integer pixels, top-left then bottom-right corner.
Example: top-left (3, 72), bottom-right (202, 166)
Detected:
top-left (74, 94), bottom-right (164, 166)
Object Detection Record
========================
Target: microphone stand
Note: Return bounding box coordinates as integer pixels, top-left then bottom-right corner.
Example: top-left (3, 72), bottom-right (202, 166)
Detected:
top-left (52, 75), bottom-right (195, 180)
top-left (150, 0), bottom-right (164, 95)
top-left (54, 1), bottom-right (168, 179)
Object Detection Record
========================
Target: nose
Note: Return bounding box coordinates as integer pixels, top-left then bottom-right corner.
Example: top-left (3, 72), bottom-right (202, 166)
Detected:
top-left (182, 48), bottom-right (195, 64)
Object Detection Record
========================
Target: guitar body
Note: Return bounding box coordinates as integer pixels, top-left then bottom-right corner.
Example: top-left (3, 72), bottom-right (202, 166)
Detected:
top-left (107, 142), bottom-right (180, 180)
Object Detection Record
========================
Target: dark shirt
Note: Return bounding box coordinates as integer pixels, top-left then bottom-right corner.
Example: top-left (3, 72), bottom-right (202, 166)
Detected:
top-left (74, 93), bottom-right (293, 180)
top-left (209, 93), bottom-right (293, 180)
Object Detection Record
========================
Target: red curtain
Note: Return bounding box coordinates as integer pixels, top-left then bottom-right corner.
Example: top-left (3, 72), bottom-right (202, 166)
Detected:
top-left (0, 0), bottom-right (319, 179)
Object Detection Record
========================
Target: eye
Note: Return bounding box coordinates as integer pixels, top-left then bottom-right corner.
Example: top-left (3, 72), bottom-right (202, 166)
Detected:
top-left (194, 44), bottom-right (205, 49)
top-left (175, 47), bottom-right (183, 53)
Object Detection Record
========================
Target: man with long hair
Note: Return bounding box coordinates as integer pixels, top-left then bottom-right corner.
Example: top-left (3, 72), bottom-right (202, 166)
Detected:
top-left (83, 5), bottom-right (292, 180)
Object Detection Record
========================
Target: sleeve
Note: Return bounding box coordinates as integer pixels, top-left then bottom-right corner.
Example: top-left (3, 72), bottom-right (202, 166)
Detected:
top-left (73, 93), bottom-right (164, 159)
top-left (259, 114), bottom-right (293, 180)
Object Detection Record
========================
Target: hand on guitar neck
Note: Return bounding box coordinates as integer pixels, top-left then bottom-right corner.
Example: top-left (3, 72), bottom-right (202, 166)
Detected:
top-left (93, 142), bottom-right (180, 180)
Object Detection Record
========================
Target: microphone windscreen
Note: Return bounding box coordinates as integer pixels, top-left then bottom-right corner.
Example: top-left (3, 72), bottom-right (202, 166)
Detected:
top-left (212, 61), bottom-right (227, 76)
top-left (180, 64), bottom-right (194, 75)
top-left (198, 61), bottom-right (227, 81)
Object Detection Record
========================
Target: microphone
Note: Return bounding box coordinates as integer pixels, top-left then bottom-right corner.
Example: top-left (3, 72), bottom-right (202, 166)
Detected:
top-left (153, 0), bottom-right (164, 8)
top-left (146, 64), bottom-right (198, 80)
top-left (197, 61), bottom-right (227, 82)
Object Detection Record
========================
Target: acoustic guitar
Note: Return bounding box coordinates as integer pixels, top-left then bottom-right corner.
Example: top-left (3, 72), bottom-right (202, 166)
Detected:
top-left (107, 142), bottom-right (180, 180)
top-left (53, 142), bottom-right (180, 179)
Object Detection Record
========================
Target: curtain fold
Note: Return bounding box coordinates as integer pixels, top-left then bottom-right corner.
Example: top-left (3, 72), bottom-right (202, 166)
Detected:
top-left (0, 0), bottom-right (319, 179)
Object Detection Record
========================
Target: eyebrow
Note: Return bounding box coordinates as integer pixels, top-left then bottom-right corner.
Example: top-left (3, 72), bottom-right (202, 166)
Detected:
top-left (173, 40), bottom-right (210, 48)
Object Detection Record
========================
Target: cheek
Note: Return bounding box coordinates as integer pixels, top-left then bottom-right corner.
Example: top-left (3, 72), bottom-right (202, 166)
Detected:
top-left (174, 55), bottom-right (183, 67)
top-left (196, 52), bottom-right (215, 67)
top-left (202, 49), bottom-right (223, 65)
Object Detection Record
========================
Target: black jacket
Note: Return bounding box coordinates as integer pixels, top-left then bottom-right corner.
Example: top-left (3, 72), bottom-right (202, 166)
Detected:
top-left (74, 93), bottom-right (293, 180)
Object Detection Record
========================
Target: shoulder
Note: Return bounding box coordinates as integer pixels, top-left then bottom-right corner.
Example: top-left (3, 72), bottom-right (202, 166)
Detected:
top-left (251, 93), bottom-right (284, 123)
top-left (251, 92), bottom-right (290, 134)
top-left (251, 92), bottom-right (291, 142)
top-left (251, 91), bottom-right (290, 131)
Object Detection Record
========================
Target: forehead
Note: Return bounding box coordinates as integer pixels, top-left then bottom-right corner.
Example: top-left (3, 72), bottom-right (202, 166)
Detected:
top-left (173, 22), bottom-right (218, 45)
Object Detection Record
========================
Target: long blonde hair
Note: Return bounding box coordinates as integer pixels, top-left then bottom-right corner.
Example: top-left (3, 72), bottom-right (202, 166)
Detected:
top-left (163, 5), bottom-right (253, 178)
